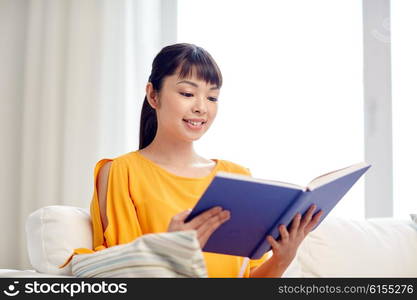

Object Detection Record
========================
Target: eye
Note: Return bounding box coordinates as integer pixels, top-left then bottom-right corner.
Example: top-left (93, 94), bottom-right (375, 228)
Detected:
top-left (180, 92), bottom-right (193, 97)
top-left (180, 92), bottom-right (218, 102)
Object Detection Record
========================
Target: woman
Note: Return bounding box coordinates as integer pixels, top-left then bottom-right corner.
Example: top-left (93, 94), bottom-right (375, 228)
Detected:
top-left (63, 43), bottom-right (322, 277)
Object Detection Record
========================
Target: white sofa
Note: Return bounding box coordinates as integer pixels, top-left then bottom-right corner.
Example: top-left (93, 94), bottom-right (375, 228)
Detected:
top-left (1, 206), bottom-right (417, 277)
top-left (286, 215), bottom-right (417, 277)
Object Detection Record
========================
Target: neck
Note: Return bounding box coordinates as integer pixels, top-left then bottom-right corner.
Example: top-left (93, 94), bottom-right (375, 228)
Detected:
top-left (141, 130), bottom-right (201, 167)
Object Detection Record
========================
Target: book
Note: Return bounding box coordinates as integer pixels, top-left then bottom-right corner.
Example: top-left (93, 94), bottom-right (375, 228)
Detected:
top-left (185, 162), bottom-right (371, 259)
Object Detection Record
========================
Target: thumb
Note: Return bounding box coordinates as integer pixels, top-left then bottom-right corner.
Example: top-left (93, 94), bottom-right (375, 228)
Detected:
top-left (174, 209), bottom-right (192, 222)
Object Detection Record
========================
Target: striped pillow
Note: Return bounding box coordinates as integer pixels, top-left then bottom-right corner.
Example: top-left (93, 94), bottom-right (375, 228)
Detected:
top-left (71, 230), bottom-right (207, 278)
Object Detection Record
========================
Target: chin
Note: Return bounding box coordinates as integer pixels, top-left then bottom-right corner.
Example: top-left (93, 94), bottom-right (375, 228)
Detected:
top-left (181, 130), bottom-right (207, 142)
top-left (185, 134), bottom-right (204, 142)
top-left (181, 127), bottom-right (209, 141)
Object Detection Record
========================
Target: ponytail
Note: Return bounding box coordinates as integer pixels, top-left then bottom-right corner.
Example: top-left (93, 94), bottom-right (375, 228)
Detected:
top-left (139, 95), bottom-right (157, 150)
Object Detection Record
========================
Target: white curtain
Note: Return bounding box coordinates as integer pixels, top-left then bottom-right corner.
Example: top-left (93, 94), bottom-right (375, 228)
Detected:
top-left (0, 0), bottom-right (176, 270)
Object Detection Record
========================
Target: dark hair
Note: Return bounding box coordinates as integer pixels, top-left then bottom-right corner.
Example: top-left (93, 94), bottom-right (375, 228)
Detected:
top-left (139, 43), bottom-right (223, 150)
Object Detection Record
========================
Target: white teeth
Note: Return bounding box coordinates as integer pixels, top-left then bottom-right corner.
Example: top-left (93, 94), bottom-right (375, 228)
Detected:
top-left (185, 120), bottom-right (203, 126)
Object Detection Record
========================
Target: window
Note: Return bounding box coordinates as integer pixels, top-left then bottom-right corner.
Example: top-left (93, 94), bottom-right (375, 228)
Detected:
top-left (391, 0), bottom-right (417, 217)
top-left (178, 0), bottom-right (364, 217)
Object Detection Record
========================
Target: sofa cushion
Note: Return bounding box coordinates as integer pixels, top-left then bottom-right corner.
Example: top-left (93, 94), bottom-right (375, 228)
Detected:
top-left (25, 206), bottom-right (92, 275)
top-left (0, 269), bottom-right (71, 278)
top-left (297, 216), bottom-right (417, 277)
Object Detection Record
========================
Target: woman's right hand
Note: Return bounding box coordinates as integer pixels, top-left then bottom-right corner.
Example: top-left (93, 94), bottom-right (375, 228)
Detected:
top-left (167, 206), bottom-right (231, 249)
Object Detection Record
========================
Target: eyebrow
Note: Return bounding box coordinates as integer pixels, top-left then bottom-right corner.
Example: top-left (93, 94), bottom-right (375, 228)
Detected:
top-left (176, 80), bottom-right (219, 90)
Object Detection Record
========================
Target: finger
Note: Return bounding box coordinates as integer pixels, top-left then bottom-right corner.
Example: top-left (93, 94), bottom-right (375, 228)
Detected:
top-left (304, 210), bottom-right (324, 233)
top-left (300, 204), bottom-right (316, 230)
top-left (289, 212), bottom-right (301, 234)
top-left (198, 211), bottom-right (231, 247)
top-left (197, 210), bottom-right (230, 239)
top-left (187, 206), bottom-right (223, 229)
top-left (267, 235), bottom-right (280, 252)
top-left (172, 209), bottom-right (192, 223)
top-left (278, 225), bottom-right (289, 242)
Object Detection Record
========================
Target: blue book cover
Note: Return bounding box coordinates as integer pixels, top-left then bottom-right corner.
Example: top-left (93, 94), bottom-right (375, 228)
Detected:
top-left (185, 162), bottom-right (371, 259)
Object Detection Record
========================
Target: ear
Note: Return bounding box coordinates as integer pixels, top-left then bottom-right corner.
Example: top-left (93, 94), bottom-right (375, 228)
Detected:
top-left (145, 82), bottom-right (159, 109)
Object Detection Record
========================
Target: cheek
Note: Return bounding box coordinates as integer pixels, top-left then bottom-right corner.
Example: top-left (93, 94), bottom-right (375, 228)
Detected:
top-left (160, 100), bottom-right (184, 120)
top-left (209, 105), bottom-right (218, 119)
top-left (210, 114), bottom-right (217, 125)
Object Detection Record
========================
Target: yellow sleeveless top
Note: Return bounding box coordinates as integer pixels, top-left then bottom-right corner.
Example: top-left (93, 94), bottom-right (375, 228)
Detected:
top-left (63, 151), bottom-right (268, 277)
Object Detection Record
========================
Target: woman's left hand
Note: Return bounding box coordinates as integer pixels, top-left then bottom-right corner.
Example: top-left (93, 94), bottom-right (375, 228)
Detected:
top-left (266, 204), bottom-right (324, 271)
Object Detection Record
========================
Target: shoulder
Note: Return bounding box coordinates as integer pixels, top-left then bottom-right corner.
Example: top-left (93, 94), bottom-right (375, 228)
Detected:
top-left (112, 150), bottom-right (138, 165)
top-left (217, 159), bottom-right (252, 176)
top-left (94, 151), bottom-right (138, 176)
top-left (99, 151), bottom-right (138, 167)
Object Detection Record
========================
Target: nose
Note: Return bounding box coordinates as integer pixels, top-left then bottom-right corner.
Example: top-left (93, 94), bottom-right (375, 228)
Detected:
top-left (192, 96), bottom-right (208, 114)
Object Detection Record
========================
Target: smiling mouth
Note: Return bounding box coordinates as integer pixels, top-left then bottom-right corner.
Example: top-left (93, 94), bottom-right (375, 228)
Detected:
top-left (183, 119), bottom-right (207, 126)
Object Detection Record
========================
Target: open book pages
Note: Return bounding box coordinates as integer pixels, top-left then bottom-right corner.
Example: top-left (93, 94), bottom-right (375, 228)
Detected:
top-left (215, 171), bottom-right (305, 190)
top-left (215, 161), bottom-right (370, 192)
top-left (306, 161), bottom-right (370, 191)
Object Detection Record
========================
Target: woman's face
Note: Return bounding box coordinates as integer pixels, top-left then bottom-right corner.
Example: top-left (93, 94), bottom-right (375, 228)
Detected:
top-left (147, 68), bottom-right (220, 143)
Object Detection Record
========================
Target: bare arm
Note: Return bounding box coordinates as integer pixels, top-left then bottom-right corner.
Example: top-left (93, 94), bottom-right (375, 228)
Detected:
top-left (97, 161), bottom-right (112, 232)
